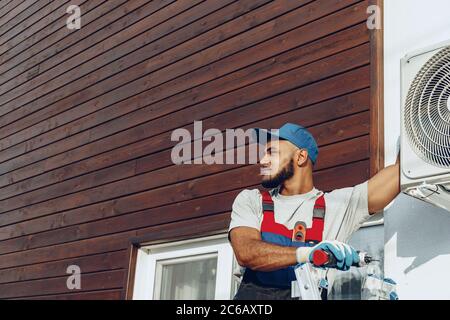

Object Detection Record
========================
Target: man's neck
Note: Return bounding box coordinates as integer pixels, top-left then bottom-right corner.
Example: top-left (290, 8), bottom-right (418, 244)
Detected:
top-left (279, 180), bottom-right (314, 196)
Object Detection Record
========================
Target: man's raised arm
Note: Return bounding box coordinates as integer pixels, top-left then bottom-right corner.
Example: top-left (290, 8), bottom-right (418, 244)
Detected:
top-left (367, 155), bottom-right (401, 214)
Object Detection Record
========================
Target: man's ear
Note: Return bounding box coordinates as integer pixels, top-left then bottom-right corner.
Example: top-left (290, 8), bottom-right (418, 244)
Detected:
top-left (296, 149), bottom-right (309, 167)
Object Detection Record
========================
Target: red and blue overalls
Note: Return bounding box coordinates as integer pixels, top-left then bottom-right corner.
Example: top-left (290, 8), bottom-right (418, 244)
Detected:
top-left (234, 190), bottom-right (326, 300)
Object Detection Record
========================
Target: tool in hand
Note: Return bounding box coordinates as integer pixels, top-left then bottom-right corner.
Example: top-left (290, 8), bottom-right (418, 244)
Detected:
top-left (311, 249), bottom-right (380, 268)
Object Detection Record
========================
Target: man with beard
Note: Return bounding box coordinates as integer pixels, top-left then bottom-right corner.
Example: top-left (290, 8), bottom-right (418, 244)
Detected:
top-left (228, 123), bottom-right (400, 300)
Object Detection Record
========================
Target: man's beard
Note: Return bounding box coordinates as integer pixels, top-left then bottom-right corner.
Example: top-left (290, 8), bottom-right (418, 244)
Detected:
top-left (261, 159), bottom-right (295, 189)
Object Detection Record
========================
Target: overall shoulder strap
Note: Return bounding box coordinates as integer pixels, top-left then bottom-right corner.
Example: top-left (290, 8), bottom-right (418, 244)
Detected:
top-left (305, 194), bottom-right (326, 243)
top-left (261, 190), bottom-right (274, 212)
top-left (313, 194), bottom-right (325, 218)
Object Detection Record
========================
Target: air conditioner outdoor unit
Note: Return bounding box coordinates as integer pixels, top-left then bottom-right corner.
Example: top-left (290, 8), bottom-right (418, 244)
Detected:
top-left (401, 40), bottom-right (450, 212)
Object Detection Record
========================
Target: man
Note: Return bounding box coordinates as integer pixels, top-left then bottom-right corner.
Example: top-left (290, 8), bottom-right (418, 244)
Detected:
top-left (228, 123), bottom-right (400, 300)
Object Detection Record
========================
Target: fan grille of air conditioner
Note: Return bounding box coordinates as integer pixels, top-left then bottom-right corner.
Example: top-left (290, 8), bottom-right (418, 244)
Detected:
top-left (404, 46), bottom-right (450, 168)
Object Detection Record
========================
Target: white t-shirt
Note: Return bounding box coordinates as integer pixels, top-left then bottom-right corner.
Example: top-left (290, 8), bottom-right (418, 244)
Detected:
top-left (228, 181), bottom-right (372, 291)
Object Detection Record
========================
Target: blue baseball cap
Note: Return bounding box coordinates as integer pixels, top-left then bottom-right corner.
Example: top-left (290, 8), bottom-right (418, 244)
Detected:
top-left (253, 123), bottom-right (319, 164)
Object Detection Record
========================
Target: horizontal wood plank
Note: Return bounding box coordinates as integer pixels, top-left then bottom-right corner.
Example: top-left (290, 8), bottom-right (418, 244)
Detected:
top-left (0, 250), bottom-right (127, 284)
top-left (18, 289), bottom-right (124, 300)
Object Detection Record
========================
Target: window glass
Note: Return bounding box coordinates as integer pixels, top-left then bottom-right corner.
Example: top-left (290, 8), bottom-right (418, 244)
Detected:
top-left (156, 255), bottom-right (218, 300)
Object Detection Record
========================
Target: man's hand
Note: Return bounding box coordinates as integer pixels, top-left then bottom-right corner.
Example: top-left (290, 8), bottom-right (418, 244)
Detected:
top-left (296, 240), bottom-right (359, 271)
top-left (367, 152), bottom-right (401, 214)
top-left (311, 241), bottom-right (359, 271)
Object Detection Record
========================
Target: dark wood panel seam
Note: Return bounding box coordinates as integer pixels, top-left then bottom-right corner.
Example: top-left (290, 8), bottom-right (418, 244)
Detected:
top-left (14, 288), bottom-right (124, 300)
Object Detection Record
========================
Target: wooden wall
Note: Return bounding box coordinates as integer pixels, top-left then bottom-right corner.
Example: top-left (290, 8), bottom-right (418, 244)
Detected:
top-left (0, 0), bottom-right (382, 299)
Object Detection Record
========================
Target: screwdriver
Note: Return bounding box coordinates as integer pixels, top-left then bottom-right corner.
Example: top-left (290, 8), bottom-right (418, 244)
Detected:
top-left (312, 249), bottom-right (380, 268)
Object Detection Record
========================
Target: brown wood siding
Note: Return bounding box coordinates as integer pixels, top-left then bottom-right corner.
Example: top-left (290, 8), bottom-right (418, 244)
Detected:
top-left (0, 0), bottom-right (382, 299)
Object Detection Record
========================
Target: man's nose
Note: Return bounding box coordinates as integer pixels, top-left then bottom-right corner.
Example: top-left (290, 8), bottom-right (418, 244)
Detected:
top-left (260, 154), bottom-right (270, 165)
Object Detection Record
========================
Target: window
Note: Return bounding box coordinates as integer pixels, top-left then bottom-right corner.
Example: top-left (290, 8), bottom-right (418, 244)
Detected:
top-left (133, 234), bottom-right (236, 300)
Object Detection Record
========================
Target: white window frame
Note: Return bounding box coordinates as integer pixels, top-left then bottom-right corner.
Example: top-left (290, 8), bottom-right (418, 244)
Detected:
top-left (133, 234), bottom-right (235, 300)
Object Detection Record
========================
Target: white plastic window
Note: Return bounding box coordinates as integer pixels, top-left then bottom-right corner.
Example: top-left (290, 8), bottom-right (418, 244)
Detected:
top-left (133, 234), bottom-right (235, 300)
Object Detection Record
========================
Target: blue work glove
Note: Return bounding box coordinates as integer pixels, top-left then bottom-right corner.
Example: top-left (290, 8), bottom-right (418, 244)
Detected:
top-left (309, 240), bottom-right (359, 271)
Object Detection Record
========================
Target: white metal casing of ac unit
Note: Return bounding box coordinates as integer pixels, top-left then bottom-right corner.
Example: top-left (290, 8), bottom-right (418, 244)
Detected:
top-left (400, 40), bottom-right (450, 212)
